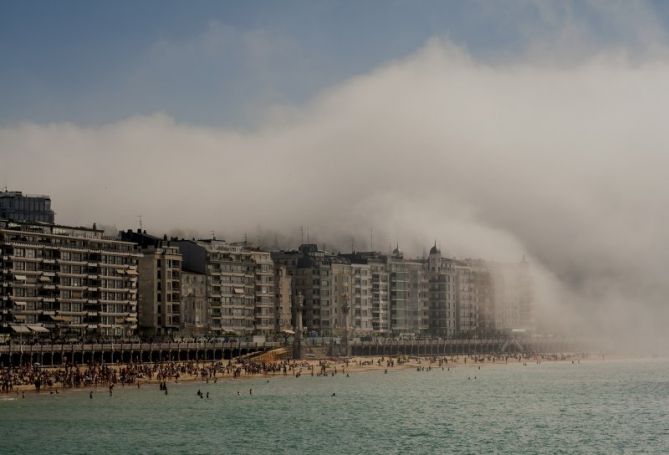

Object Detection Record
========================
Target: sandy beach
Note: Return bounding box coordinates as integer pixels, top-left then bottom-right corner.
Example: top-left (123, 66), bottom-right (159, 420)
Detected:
top-left (1, 351), bottom-right (595, 397)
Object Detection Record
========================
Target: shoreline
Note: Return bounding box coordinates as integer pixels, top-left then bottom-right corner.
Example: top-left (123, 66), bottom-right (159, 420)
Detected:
top-left (0, 352), bottom-right (636, 397)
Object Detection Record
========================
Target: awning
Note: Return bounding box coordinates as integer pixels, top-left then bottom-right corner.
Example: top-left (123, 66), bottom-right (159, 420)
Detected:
top-left (281, 329), bottom-right (296, 335)
top-left (39, 276), bottom-right (51, 282)
top-left (125, 317), bottom-right (138, 322)
top-left (125, 269), bottom-right (138, 276)
top-left (14, 275), bottom-right (27, 281)
top-left (233, 288), bottom-right (244, 294)
top-left (116, 269), bottom-right (126, 275)
top-left (9, 324), bottom-right (30, 334)
top-left (13, 301), bottom-right (27, 307)
top-left (50, 315), bottom-right (72, 322)
top-left (27, 324), bottom-right (49, 333)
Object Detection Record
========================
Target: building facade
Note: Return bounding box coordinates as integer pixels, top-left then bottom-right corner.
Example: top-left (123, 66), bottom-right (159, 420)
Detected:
top-left (384, 247), bottom-right (430, 335)
top-left (120, 230), bottom-right (183, 336)
top-left (274, 245), bottom-right (355, 337)
top-left (0, 219), bottom-right (139, 338)
top-left (350, 262), bottom-right (373, 334)
top-left (405, 259), bottom-right (430, 334)
top-left (273, 264), bottom-right (292, 333)
top-left (465, 259), bottom-right (494, 335)
top-left (250, 249), bottom-right (276, 336)
top-left (453, 261), bottom-right (477, 336)
top-left (0, 190), bottom-right (55, 224)
top-left (176, 239), bottom-right (275, 336)
top-left (490, 258), bottom-right (534, 332)
top-left (274, 243), bottom-right (535, 339)
top-left (427, 244), bottom-right (457, 338)
top-left (181, 271), bottom-right (208, 336)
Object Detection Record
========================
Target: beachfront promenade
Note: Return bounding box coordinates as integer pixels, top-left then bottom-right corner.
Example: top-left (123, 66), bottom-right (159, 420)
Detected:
top-left (348, 338), bottom-right (581, 357)
top-left (0, 341), bottom-right (282, 367)
top-left (0, 337), bottom-right (584, 367)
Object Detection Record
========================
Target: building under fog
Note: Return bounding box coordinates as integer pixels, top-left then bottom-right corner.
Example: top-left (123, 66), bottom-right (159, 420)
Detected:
top-left (427, 244), bottom-right (457, 337)
top-left (273, 244), bottom-right (352, 337)
top-left (274, 264), bottom-right (292, 333)
top-left (181, 270), bottom-right (208, 336)
top-left (0, 190), bottom-right (55, 224)
top-left (489, 258), bottom-right (534, 332)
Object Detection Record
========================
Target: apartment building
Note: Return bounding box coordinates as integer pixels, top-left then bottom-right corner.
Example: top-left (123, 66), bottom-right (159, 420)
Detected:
top-left (0, 190), bottom-right (55, 224)
top-left (250, 249), bottom-right (275, 336)
top-left (120, 230), bottom-right (182, 336)
top-left (453, 261), bottom-right (478, 336)
top-left (350, 262), bottom-right (373, 334)
top-left (176, 239), bottom-right (275, 336)
top-left (386, 247), bottom-right (429, 335)
top-left (273, 264), bottom-right (292, 333)
top-left (490, 258), bottom-right (534, 332)
top-left (465, 259), bottom-right (494, 335)
top-left (341, 252), bottom-right (387, 334)
top-left (181, 271), bottom-right (208, 336)
top-left (0, 219), bottom-right (139, 338)
top-left (427, 244), bottom-right (457, 337)
top-left (274, 245), bottom-right (352, 337)
top-left (276, 243), bottom-right (533, 339)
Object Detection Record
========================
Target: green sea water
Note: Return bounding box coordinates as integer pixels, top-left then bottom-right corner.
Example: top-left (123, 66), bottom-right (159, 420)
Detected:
top-left (1, 358), bottom-right (668, 454)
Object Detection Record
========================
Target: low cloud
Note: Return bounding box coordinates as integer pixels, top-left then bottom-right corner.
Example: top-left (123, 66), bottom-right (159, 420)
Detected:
top-left (3, 38), bottom-right (669, 351)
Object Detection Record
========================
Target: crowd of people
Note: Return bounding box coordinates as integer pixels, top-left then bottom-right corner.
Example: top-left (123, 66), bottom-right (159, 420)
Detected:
top-left (0, 358), bottom-right (322, 393)
top-left (1, 352), bottom-right (587, 395)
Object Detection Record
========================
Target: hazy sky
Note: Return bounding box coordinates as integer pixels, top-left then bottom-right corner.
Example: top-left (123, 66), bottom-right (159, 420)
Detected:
top-left (2, 1), bottom-right (669, 347)
top-left (2, 0), bottom-right (668, 126)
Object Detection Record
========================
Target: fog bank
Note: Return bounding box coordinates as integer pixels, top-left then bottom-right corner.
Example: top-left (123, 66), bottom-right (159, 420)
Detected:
top-left (2, 41), bottom-right (669, 351)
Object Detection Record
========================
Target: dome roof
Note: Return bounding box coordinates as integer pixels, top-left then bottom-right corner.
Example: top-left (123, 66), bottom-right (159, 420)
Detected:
top-left (429, 242), bottom-right (440, 255)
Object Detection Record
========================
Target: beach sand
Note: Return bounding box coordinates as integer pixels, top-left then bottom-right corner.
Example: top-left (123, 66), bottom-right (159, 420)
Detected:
top-left (1, 352), bottom-right (595, 396)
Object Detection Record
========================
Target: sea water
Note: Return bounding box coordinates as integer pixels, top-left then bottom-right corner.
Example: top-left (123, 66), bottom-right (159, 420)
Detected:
top-left (1, 358), bottom-right (668, 454)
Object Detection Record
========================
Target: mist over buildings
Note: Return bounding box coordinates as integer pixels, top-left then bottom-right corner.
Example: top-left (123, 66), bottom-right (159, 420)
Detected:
top-left (2, 38), bottom-right (669, 351)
